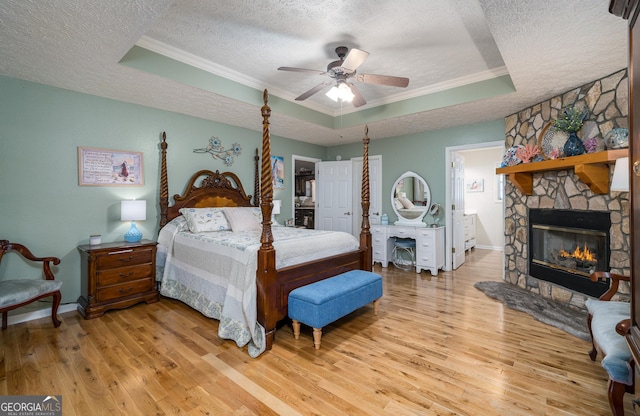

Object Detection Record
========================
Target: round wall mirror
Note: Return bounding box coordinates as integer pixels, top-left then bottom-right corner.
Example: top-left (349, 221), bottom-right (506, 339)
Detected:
top-left (391, 171), bottom-right (431, 226)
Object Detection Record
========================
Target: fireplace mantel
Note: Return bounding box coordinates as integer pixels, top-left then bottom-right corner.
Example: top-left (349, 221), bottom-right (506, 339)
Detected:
top-left (496, 149), bottom-right (628, 195)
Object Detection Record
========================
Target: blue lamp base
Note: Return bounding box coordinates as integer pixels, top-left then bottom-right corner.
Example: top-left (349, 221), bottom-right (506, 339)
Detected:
top-left (124, 221), bottom-right (143, 243)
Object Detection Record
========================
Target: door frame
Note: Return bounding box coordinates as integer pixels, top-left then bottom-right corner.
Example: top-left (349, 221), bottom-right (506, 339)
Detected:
top-left (444, 140), bottom-right (504, 271)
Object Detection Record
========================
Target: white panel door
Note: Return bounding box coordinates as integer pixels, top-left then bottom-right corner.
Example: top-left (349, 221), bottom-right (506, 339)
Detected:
top-left (351, 155), bottom-right (382, 238)
top-left (316, 161), bottom-right (353, 233)
top-left (452, 152), bottom-right (466, 269)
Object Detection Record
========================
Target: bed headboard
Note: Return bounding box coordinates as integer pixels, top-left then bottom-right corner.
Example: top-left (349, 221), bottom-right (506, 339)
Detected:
top-left (159, 133), bottom-right (260, 228)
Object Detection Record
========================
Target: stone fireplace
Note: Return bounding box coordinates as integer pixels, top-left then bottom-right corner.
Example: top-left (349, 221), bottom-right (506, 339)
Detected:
top-left (502, 69), bottom-right (630, 311)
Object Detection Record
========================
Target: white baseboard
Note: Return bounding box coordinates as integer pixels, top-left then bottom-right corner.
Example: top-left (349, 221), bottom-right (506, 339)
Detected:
top-left (7, 303), bottom-right (77, 327)
top-left (475, 245), bottom-right (503, 251)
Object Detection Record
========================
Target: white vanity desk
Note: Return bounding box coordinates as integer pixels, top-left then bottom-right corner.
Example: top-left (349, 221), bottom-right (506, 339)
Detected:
top-left (371, 224), bottom-right (445, 275)
top-left (376, 170), bottom-right (445, 275)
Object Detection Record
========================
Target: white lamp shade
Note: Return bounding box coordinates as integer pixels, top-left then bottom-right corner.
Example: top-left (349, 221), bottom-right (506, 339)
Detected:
top-left (325, 82), bottom-right (354, 102)
top-left (121, 200), bottom-right (147, 221)
top-left (610, 157), bottom-right (629, 192)
top-left (272, 200), bottom-right (281, 215)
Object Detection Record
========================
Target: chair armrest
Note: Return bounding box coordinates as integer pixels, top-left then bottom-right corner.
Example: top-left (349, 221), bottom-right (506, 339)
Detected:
top-left (1, 241), bottom-right (61, 280)
top-left (616, 319), bottom-right (632, 336)
top-left (590, 271), bottom-right (630, 301)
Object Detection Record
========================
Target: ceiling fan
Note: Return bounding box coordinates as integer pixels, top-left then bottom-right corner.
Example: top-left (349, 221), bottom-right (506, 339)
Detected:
top-left (277, 46), bottom-right (409, 108)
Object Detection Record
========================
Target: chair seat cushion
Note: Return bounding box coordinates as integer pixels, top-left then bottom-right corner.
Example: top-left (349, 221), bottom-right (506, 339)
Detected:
top-left (0, 279), bottom-right (63, 308)
top-left (585, 298), bottom-right (632, 385)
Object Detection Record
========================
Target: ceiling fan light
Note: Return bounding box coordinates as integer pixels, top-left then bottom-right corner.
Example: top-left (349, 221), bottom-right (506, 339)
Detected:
top-left (326, 82), bottom-right (354, 103)
top-left (325, 86), bottom-right (340, 102)
top-left (338, 82), bottom-right (354, 102)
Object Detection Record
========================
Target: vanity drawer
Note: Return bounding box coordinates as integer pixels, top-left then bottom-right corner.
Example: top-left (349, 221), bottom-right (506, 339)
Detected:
top-left (372, 234), bottom-right (387, 244)
top-left (388, 226), bottom-right (415, 239)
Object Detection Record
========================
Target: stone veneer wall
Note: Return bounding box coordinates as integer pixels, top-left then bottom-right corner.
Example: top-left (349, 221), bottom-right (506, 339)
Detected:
top-left (503, 69), bottom-right (630, 311)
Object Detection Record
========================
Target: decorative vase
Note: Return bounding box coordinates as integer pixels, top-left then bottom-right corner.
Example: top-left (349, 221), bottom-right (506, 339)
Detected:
top-left (563, 132), bottom-right (585, 156)
top-left (604, 128), bottom-right (629, 149)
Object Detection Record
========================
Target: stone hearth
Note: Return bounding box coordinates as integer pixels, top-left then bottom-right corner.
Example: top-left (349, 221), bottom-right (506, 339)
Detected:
top-left (502, 69), bottom-right (630, 312)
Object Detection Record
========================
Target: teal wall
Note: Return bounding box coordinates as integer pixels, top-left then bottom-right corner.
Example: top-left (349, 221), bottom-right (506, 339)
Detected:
top-left (327, 121), bottom-right (505, 223)
top-left (0, 75), bottom-right (502, 313)
top-left (0, 76), bottom-right (325, 307)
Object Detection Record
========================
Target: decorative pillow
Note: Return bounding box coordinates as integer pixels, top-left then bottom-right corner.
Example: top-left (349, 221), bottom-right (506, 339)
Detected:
top-left (223, 207), bottom-right (262, 232)
top-left (398, 196), bottom-right (415, 209)
top-left (394, 198), bottom-right (404, 210)
top-left (178, 208), bottom-right (231, 233)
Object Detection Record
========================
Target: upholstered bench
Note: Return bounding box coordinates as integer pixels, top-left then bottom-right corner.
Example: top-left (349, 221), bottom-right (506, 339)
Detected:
top-left (586, 271), bottom-right (634, 416)
top-left (288, 270), bottom-right (383, 349)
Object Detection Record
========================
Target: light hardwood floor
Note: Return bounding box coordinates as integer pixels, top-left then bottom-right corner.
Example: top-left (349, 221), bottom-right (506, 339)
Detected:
top-left (0, 249), bottom-right (630, 415)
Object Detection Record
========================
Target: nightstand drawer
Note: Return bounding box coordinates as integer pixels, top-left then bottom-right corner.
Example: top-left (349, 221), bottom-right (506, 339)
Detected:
top-left (97, 264), bottom-right (153, 286)
top-left (96, 247), bottom-right (153, 269)
top-left (96, 279), bottom-right (154, 303)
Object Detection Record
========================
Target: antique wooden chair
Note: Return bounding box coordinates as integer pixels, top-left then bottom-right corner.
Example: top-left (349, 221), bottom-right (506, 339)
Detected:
top-left (0, 240), bottom-right (62, 329)
top-left (586, 271), bottom-right (633, 416)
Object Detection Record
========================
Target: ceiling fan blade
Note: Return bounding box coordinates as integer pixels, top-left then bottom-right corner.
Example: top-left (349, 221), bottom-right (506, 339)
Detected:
top-left (278, 66), bottom-right (326, 75)
top-left (356, 73), bottom-right (409, 88)
top-left (295, 82), bottom-right (331, 101)
top-left (341, 48), bottom-right (369, 72)
top-left (347, 83), bottom-right (367, 108)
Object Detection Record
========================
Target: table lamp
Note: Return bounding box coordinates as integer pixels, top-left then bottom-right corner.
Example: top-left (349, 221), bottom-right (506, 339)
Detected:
top-left (610, 157), bottom-right (629, 192)
top-left (272, 200), bottom-right (281, 222)
top-left (121, 200), bottom-right (146, 242)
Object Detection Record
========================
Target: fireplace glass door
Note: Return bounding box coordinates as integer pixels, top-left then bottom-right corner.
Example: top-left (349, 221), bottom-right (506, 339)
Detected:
top-left (530, 225), bottom-right (607, 277)
top-left (528, 208), bottom-right (610, 297)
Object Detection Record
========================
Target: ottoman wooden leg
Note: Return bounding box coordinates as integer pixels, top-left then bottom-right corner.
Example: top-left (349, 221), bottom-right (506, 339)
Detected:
top-left (373, 298), bottom-right (380, 316)
top-left (313, 327), bottom-right (322, 349)
top-left (292, 320), bottom-right (301, 339)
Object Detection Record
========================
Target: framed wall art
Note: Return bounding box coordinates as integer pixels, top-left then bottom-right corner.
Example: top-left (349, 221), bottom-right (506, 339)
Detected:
top-left (466, 178), bottom-right (484, 192)
top-left (78, 147), bottom-right (144, 186)
top-left (271, 155), bottom-right (285, 190)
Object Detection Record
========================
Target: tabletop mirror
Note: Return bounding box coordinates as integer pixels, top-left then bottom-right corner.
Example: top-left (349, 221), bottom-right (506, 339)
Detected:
top-left (391, 171), bottom-right (430, 227)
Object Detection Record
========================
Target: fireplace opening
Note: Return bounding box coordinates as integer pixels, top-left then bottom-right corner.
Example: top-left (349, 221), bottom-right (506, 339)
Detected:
top-left (528, 209), bottom-right (610, 297)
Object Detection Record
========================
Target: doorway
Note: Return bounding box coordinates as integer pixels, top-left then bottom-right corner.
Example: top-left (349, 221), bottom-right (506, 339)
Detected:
top-left (444, 141), bottom-right (505, 272)
top-left (292, 155), bottom-right (320, 229)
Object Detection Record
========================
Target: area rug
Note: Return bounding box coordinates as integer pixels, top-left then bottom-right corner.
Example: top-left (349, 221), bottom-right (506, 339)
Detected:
top-left (474, 281), bottom-right (590, 341)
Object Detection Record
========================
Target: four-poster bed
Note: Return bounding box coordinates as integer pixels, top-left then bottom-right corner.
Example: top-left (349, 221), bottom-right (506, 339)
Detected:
top-left (157, 90), bottom-right (372, 355)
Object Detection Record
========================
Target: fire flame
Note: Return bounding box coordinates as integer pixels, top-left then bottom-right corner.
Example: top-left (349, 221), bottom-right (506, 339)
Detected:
top-left (559, 243), bottom-right (597, 262)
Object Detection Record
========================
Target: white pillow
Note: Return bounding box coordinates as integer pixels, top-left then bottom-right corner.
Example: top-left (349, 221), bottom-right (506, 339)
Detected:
top-left (398, 196), bottom-right (415, 209)
top-left (394, 198), bottom-right (404, 210)
top-left (178, 207), bottom-right (231, 233)
top-left (223, 207), bottom-right (262, 232)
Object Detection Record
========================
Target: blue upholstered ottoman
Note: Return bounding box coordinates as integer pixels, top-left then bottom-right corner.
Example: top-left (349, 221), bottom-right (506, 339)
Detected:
top-left (288, 270), bottom-right (383, 349)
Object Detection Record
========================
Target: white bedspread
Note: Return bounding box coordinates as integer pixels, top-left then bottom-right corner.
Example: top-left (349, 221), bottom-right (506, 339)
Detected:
top-left (156, 217), bottom-right (360, 357)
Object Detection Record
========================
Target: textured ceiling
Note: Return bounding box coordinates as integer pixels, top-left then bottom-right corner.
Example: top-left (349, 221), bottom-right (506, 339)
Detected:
top-left (0, 0), bottom-right (629, 145)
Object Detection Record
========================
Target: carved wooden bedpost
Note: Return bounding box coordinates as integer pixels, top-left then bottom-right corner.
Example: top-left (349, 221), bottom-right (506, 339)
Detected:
top-left (360, 125), bottom-right (373, 271)
top-left (257, 89), bottom-right (278, 350)
top-left (254, 148), bottom-right (260, 207)
top-left (159, 132), bottom-right (169, 228)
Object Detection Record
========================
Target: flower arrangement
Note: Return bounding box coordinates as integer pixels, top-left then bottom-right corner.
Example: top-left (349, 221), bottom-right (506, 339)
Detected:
top-left (583, 137), bottom-right (597, 153)
top-left (554, 106), bottom-right (588, 133)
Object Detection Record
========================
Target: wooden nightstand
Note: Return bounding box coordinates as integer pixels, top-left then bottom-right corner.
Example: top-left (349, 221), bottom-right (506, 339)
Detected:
top-left (77, 240), bottom-right (159, 319)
